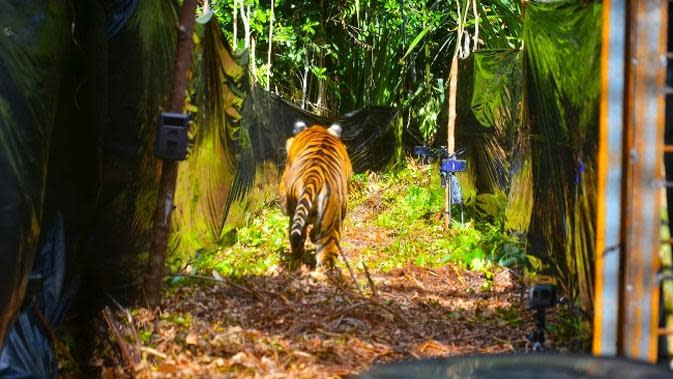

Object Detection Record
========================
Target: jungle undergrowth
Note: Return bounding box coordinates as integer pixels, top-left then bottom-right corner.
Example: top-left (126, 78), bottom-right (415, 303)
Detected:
top-left (173, 159), bottom-right (531, 286)
top-left (86, 159), bottom-right (590, 379)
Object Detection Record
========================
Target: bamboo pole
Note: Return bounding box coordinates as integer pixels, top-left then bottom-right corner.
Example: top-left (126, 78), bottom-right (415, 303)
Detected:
top-left (143, 0), bottom-right (198, 308)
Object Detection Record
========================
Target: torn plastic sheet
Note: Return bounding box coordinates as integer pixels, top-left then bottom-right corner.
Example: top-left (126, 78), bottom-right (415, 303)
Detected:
top-left (0, 214), bottom-right (76, 379)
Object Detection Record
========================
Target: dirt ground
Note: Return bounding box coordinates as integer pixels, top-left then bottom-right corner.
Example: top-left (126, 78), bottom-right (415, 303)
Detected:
top-left (84, 189), bottom-right (585, 378)
top-left (91, 269), bottom-right (535, 378)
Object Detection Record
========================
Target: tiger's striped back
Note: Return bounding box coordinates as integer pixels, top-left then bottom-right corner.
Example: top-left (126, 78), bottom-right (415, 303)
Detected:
top-left (279, 124), bottom-right (352, 268)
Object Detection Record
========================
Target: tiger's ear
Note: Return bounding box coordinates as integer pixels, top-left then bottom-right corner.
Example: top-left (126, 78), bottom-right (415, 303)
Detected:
top-left (327, 123), bottom-right (342, 138)
top-left (293, 120), bottom-right (307, 135)
top-left (285, 137), bottom-right (294, 152)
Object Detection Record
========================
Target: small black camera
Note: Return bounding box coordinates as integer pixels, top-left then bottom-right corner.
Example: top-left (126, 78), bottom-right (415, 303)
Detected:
top-left (155, 112), bottom-right (190, 161)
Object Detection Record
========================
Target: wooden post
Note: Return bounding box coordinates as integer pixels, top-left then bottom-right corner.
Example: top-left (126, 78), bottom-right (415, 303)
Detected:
top-left (143, 0), bottom-right (199, 308)
top-left (445, 0), bottom-right (464, 230)
top-left (619, 0), bottom-right (667, 362)
top-left (266, 0), bottom-right (274, 91)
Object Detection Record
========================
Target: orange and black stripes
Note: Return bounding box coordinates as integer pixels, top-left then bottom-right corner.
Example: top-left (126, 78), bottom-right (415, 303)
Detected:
top-left (279, 124), bottom-right (352, 268)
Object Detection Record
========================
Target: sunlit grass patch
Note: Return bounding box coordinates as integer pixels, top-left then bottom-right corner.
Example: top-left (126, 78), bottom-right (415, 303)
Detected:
top-left (353, 161), bottom-right (528, 274)
top-left (173, 160), bottom-right (530, 281)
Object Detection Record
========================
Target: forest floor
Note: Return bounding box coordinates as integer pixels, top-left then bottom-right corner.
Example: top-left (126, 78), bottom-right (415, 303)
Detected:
top-left (84, 163), bottom-right (589, 378)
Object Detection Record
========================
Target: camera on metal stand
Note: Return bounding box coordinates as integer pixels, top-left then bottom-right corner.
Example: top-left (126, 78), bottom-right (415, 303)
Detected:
top-left (413, 145), bottom-right (467, 223)
top-left (526, 283), bottom-right (559, 352)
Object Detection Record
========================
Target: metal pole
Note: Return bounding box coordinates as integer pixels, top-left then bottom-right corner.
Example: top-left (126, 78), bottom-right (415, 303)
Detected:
top-left (446, 173), bottom-right (452, 228)
top-left (593, 0), bottom-right (626, 357)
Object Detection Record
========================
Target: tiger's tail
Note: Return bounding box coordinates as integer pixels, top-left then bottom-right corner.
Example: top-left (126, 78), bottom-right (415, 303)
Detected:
top-left (290, 186), bottom-right (314, 256)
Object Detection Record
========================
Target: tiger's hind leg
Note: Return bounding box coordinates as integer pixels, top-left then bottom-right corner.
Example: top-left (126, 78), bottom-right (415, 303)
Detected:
top-left (313, 192), bottom-right (344, 270)
top-left (315, 239), bottom-right (339, 270)
top-left (314, 222), bottom-right (342, 270)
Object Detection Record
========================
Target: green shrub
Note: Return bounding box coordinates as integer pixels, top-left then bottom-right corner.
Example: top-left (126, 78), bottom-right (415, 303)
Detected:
top-left (174, 160), bottom-right (532, 281)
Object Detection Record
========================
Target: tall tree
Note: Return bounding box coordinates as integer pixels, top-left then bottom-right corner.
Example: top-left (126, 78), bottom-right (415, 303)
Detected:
top-left (266, 0), bottom-right (274, 90)
top-left (445, 0), bottom-right (470, 229)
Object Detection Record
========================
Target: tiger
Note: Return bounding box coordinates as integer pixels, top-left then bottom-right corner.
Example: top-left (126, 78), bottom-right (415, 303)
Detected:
top-left (279, 121), bottom-right (352, 269)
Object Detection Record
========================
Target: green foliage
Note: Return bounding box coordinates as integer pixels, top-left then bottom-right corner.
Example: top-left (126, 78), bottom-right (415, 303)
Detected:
top-left (359, 162), bottom-right (529, 274)
top-left (174, 160), bottom-right (532, 282)
top-left (187, 206), bottom-right (286, 277)
top-left (207, 0), bottom-right (522, 126)
top-left (203, 1), bottom-right (525, 173)
top-left (416, 79), bottom-right (445, 144)
top-left (173, 208), bottom-right (284, 279)
top-left (547, 300), bottom-right (592, 351)
top-left (374, 184), bottom-right (444, 229)
top-left (160, 312), bottom-right (192, 328)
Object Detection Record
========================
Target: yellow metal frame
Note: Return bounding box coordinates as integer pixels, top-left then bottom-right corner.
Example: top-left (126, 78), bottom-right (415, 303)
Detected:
top-left (594, 0), bottom-right (626, 357)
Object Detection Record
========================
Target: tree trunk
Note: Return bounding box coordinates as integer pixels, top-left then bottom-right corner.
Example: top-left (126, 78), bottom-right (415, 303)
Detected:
top-left (301, 50), bottom-right (309, 109)
top-left (239, 0), bottom-right (251, 49)
top-left (266, 0), bottom-right (274, 91)
top-left (316, 0), bottom-right (325, 115)
top-left (445, 53), bottom-right (459, 230)
top-left (233, 0), bottom-right (238, 49)
top-left (447, 55), bottom-right (459, 155)
top-left (472, 0), bottom-right (479, 51)
top-left (144, 0), bottom-right (198, 308)
top-left (250, 36), bottom-right (257, 83)
top-left (445, 0), bottom-right (467, 230)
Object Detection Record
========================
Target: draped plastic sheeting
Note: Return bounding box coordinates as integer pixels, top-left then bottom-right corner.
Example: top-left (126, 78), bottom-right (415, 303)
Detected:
top-left (524, 0), bottom-right (601, 312)
top-left (0, 0), bottom-right (84, 376)
top-left (171, 20), bottom-right (247, 254)
top-left (0, 0), bottom-right (169, 374)
top-left (437, 1), bottom-right (600, 313)
top-left (104, 0), bottom-right (140, 37)
top-left (470, 49), bottom-right (523, 147)
top-left (0, 0), bottom-right (69, 351)
top-left (0, 214), bottom-right (77, 378)
top-left (172, 59), bottom-right (398, 255)
top-left (0, 4), bottom-right (601, 376)
top-left (434, 50), bottom-right (522, 209)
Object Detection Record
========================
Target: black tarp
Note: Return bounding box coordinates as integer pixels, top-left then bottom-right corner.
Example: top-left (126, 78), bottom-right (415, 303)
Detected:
top-left (171, 79), bottom-right (398, 258)
top-left (431, 1), bottom-right (600, 313)
top-left (0, 0), bottom-right (601, 374)
top-left (524, 0), bottom-right (601, 312)
top-left (0, 0), bottom-right (88, 376)
top-left (433, 49), bottom-right (522, 212)
top-left (0, 0), bottom-right (69, 352)
top-left (0, 0), bottom-right (148, 376)
top-left (241, 86), bottom-right (398, 174)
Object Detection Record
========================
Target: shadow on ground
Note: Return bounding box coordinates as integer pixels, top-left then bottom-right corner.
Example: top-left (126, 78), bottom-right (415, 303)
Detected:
top-left (82, 263), bottom-right (569, 378)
